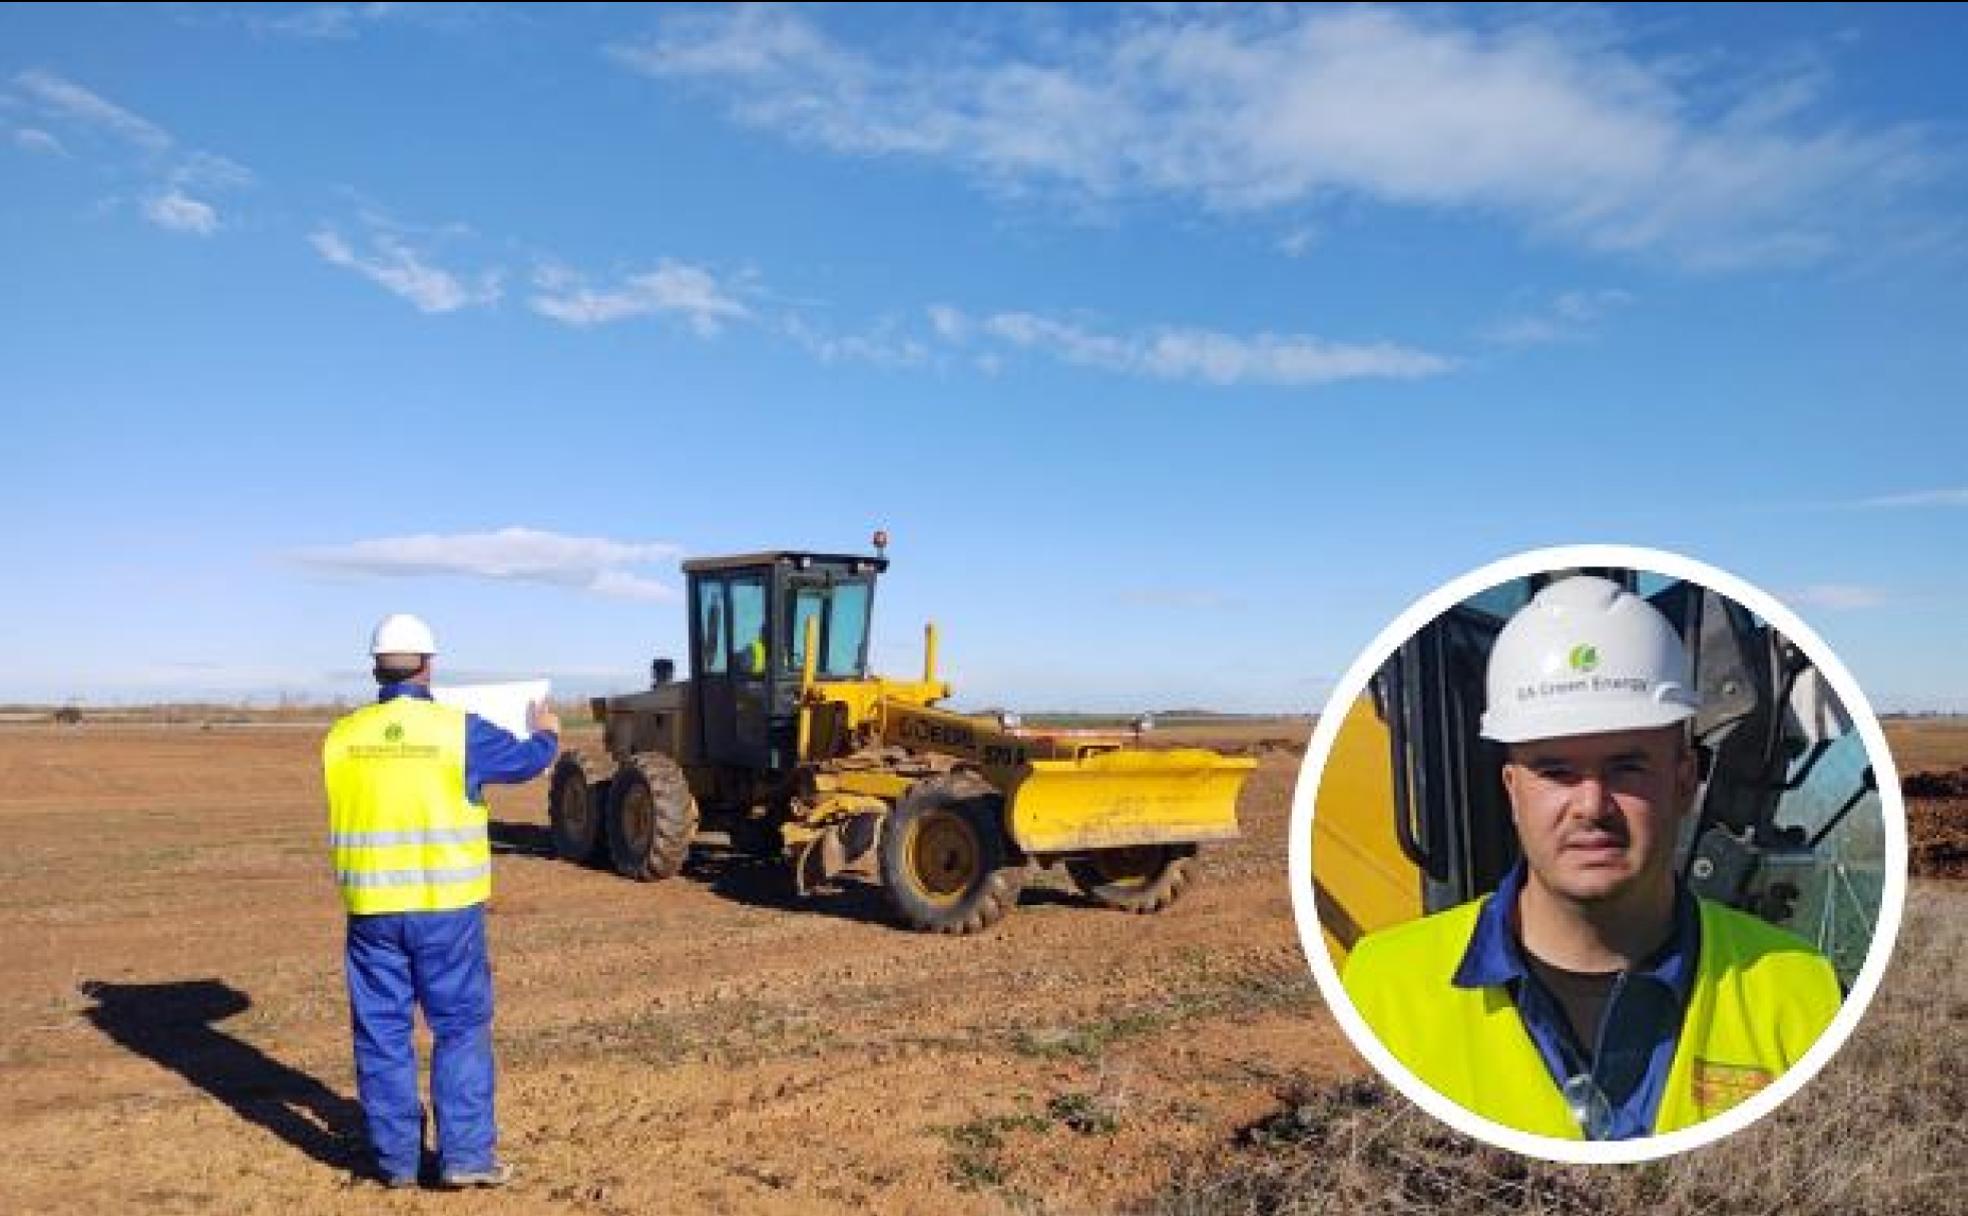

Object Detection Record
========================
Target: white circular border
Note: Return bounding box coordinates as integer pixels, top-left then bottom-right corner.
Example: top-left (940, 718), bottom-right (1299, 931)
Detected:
top-left (1286, 544), bottom-right (1908, 1165)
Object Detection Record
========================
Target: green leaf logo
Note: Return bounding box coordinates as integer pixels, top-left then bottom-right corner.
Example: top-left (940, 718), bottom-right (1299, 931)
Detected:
top-left (1568, 643), bottom-right (1599, 674)
top-left (384, 723), bottom-right (404, 743)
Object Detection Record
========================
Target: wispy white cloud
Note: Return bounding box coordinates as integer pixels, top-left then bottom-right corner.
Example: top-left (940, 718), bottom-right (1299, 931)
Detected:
top-left (781, 312), bottom-right (931, 367)
top-left (144, 189), bottom-right (219, 236)
top-left (12, 126), bottom-right (66, 155)
top-left (296, 527), bottom-right (685, 601)
top-left (936, 306), bottom-right (1450, 386)
top-left (1783, 584), bottom-right (1887, 611)
top-left (614, 7), bottom-right (1943, 269)
top-left (529, 259), bottom-right (751, 334)
top-left (171, 149), bottom-right (255, 192)
top-left (13, 68), bottom-right (172, 152)
top-left (310, 226), bottom-right (502, 313)
top-left (1483, 287), bottom-right (1634, 346)
top-left (11, 70), bottom-right (253, 230)
top-left (925, 303), bottom-right (968, 341)
top-left (1853, 487), bottom-right (1968, 509)
top-left (328, 223), bottom-right (1442, 384)
top-left (256, 2), bottom-right (402, 40)
top-left (242, 2), bottom-right (490, 42)
top-left (1277, 227), bottom-right (1319, 259)
top-left (1551, 289), bottom-right (1634, 322)
top-left (611, 5), bottom-right (841, 80)
top-left (585, 570), bottom-right (679, 602)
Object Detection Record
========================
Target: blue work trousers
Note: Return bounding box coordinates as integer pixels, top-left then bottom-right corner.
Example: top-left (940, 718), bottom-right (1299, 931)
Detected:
top-left (344, 904), bottom-right (497, 1178)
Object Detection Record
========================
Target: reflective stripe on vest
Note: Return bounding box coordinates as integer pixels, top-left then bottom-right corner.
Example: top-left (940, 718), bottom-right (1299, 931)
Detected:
top-left (1341, 896), bottom-right (1843, 1139)
top-left (329, 828), bottom-right (488, 848)
top-left (336, 862), bottom-right (492, 889)
top-left (322, 698), bottom-right (490, 914)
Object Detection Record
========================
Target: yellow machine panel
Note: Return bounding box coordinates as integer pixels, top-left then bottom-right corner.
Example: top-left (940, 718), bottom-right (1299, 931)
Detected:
top-left (1312, 696), bottom-right (1421, 967)
top-left (1007, 749), bottom-right (1255, 853)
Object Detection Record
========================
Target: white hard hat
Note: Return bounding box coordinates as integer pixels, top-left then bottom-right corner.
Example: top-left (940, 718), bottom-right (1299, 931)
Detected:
top-left (1479, 576), bottom-right (1698, 744)
top-left (370, 613), bottom-right (437, 657)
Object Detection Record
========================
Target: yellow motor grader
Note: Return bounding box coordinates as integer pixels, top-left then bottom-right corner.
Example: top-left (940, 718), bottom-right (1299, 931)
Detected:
top-left (547, 538), bottom-right (1255, 933)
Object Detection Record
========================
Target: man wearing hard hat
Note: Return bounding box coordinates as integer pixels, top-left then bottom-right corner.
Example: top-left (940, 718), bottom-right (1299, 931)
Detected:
top-left (1342, 577), bottom-right (1842, 1141)
top-left (321, 614), bottom-right (560, 1187)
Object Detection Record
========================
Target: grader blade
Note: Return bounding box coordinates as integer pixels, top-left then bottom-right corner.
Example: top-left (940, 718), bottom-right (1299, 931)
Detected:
top-left (1006, 749), bottom-right (1256, 854)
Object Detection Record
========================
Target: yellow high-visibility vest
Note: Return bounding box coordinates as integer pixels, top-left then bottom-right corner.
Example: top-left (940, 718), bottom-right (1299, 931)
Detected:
top-left (322, 697), bottom-right (491, 915)
top-left (1341, 896), bottom-right (1842, 1138)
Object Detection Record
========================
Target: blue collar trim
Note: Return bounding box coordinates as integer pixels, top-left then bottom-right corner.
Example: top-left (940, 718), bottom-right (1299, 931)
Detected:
top-left (1451, 859), bottom-right (1697, 1007)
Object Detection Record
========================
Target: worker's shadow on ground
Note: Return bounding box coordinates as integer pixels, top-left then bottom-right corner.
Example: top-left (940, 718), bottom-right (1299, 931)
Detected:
top-left (78, 979), bottom-right (363, 1172)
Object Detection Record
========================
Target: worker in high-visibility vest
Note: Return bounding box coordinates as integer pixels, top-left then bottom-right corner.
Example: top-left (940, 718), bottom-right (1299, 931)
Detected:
top-left (1342, 577), bottom-right (1842, 1140)
top-left (322, 614), bottom-right (559, 1188)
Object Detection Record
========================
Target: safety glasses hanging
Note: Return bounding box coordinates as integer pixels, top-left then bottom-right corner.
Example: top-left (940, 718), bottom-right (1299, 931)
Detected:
top-left (1562, 1073), bottom-right (1615, 1141)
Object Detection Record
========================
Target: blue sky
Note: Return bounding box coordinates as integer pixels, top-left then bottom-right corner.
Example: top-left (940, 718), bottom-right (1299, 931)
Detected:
top-left (1, 3), bottom-right (1964, 712)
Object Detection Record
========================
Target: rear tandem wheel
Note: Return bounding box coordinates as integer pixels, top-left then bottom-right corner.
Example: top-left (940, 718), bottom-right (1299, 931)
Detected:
top-left (547, 752), bottom-right (609, 865)
top-left (606, 753), bottom-right (700, 881)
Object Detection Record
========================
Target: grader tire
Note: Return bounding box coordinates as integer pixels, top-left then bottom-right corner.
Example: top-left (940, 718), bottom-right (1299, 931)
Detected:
top-left (1067, 844), bottom-right (1197, 915)
top-left (547, 753), bottom-right (609, 865)
top-left (879, 773), bottom-right (1026, 934)
top-left (606, 754), bottom-right (699, 881)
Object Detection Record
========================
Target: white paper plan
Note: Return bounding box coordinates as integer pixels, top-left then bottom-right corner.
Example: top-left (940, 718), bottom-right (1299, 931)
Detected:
top-left (432, 680), bottom-right (550, 739)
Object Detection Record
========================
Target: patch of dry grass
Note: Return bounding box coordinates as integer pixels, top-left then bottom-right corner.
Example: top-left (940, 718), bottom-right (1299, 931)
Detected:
top-left (1884, 719), bottom-right (1968, 774)
top-left (1148, 884), bottom-right (1968, 1216)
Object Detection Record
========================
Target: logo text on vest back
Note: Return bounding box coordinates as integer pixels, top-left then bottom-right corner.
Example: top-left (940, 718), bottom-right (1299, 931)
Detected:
top-left (347, 743), bottom-right (442, 759)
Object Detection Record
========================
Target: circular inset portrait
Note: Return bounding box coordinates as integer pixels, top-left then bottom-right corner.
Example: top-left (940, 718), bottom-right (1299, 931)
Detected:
top-left (1288, 545), bottom-right (1904, 1164)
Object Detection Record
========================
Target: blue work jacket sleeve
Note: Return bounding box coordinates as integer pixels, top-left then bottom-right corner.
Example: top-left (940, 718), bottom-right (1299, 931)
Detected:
top-left (463, 714), bottom-right (558, 803)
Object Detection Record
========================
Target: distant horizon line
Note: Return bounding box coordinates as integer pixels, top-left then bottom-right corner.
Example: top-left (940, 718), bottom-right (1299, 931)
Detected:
top-left (0, 699), bottom-right (1320, 720)
top-left (3, 696), bottom-right (1963, 720)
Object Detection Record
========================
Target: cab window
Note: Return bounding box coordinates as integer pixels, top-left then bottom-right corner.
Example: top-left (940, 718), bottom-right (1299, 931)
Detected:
top-left (786, 588), bottom-right (825, 671)
top-left (697, 579), bottom-right (728, 674)
top-left (729, 576), bottom-right (767, 677)
top-left (782, 580), bottom-right (872, 679)
top-left (824, 582), bottom-right (870, 677)
top-left (1463, 580), bottom-right (1531, 622)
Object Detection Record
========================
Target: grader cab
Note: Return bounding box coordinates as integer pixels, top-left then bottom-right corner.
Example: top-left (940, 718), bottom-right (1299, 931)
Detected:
top-left (547, 539), bottom-right (1256, 934)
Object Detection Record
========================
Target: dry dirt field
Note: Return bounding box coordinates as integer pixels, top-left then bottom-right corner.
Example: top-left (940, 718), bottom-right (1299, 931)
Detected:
top-left (0, 717), bottom-right (1961, 1215)
top-left (0, 720), bottom-right (1336, 1215)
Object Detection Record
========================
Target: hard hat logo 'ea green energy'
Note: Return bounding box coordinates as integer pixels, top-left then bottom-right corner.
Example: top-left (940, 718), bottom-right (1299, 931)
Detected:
top-left (1481, 577), bottom-right (1698, 743)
